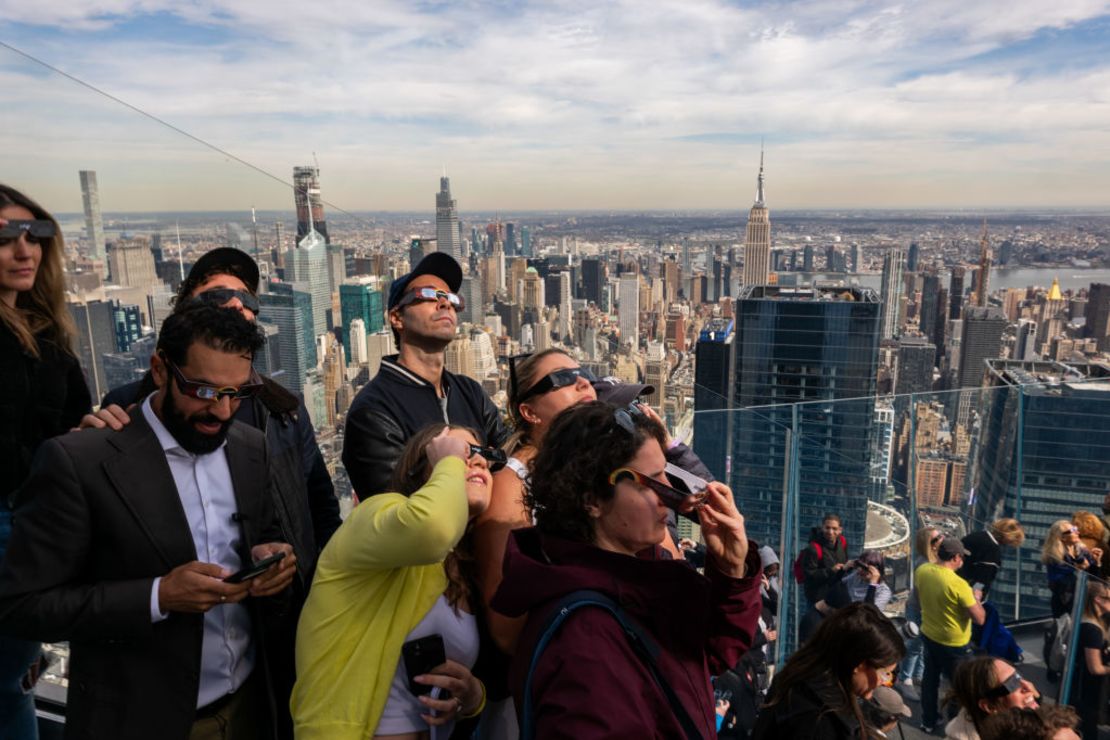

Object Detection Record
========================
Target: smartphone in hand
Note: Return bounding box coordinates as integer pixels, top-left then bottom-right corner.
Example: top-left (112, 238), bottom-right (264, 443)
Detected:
top-left (403, 634), bottom-right (446, 696)
top-left (223, 552), bottom-right (286, 584)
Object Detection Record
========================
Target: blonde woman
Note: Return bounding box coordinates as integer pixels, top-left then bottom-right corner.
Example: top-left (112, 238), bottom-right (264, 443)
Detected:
top-left (1069, 580), bottom-right (1110, 739)
top-left (899, 526), bottom-right (941, 700)
top-left (0, 184), bottom-right (91, 736)
top-left (1042, 519), bottom-right (1100, 617)
top-left (958, 518), bottom-right (1025, 599)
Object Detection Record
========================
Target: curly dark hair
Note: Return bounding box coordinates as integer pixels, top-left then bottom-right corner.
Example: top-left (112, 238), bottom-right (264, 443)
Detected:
top-left (156, 300), bottom-right (264, 367)
top-left (388, 423), bottom-right (482, 613)
top-left (525, 401), bottom-right (666, 544)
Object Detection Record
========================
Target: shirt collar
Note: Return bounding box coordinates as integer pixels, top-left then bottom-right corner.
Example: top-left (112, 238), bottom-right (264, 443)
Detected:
top-left (141, 393), bottom-right (227, 457)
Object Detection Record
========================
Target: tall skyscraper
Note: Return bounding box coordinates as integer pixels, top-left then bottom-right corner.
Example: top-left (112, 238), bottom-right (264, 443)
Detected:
top-left (973, 360), bottom-right (1110, 619)
top-left (919, 272), bottom-right (941, 339)
top-left (956, 306), bottom-right (1008, 426)
top-left (68, 299), bottom-right (116, 402)
top-left (949, 266), bottom-right (966, 321)
top-left (581, 258), bottom-right (605, 306)
top-left (974, 222), bottom-right (992, 308)
top-left (287, 201), bottom-right (330, 337)
top-left (907, 242), bottom-right (920, 272)
top-left (435, 176), bottom-right (461, 260)
top-left (260, 281), bottom-right (317, 394)
top-left (879, 246), bottom-right (906, 339)
top-left (1085, 283), bottom-right (1110, 351)
top-left (618, 273), bottom-right (640, 346)
top-left (741, 150), bottom-right (771, 287)
top-left (896, 336), bottom-right (936, 397)
top-left (724, 286), bottom-right (881, 549)
top-left (692, 318), bottom-right (734, 480)
top-left (79, 170), bottom-right (107, 271)
top-left (293, 166), bottom-right (328, 243)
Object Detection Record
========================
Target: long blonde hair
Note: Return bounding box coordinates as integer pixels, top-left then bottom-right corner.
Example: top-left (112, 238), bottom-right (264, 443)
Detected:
top-left (1082, 580), bottom-right (1110, 641)
top-left (0, 184), bottom-right (75, 357)
top-left (915, 526), bottom-right (940, 564)
top-left (1041, 519), bottom-right (1078, 565)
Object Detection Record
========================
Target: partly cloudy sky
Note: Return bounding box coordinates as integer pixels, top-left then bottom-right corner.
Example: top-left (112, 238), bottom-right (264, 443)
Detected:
top-left (2, 0), bottom-right (1109, 212)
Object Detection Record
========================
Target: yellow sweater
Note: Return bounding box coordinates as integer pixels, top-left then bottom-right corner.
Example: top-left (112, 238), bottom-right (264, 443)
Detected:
top-left (291, 456), bottom-right (468, 740)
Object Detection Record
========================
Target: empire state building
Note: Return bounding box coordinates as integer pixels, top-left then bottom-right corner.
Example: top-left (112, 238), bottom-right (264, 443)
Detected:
top-left (741, 150), bottom-right (771, 287)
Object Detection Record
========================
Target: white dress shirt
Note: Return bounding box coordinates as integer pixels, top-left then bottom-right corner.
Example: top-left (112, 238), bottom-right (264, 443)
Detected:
top-left (143, 396), bottom-right (255, 709)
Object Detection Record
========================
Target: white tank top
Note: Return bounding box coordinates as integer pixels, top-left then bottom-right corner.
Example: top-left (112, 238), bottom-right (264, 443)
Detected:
top-left (375, 594), bottom-right (480, 736)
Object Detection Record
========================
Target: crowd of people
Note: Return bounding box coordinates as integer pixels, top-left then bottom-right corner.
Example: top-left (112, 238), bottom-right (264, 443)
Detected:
top-left (0, 180), bottom-right (1107, 740)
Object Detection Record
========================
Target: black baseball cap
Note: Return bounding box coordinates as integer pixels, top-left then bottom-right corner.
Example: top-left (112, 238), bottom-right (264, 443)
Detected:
top-left (388, 252), bottom-right (463, 310)
top-left (938, 537), bottom-right (971, 561)
top-left (181, 247), bottom-right (260, 297)
top-left (592, 376), bottom-right (655, 407)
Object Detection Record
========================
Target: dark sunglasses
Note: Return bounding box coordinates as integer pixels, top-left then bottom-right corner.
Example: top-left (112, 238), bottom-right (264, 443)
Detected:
top-left (196, 287), bottom-right (261, 316)
top-left (985, 670), bottom-right (1025, 700)
top-left (162, 354), bottom-right (263, 401)
top-left (468, 444), bottom-right (506, 472)
top-left (930, 534), bottom-right (944, 547)
top-left (396, 286), bottom-right (465, 311)
top-left (608, 467), bottom-right (705, 513)
top-left (0, 219), bottom-right (56, 247)
top-left (518, 367), bottom-right (596, 403)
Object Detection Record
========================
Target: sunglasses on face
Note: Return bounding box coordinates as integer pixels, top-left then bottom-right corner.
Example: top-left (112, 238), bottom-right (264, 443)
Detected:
top-left (0, 219), bottom-right (55, 247)
top-left (162, 354), bottom-right (263, 402)
top-left (396, 287), bottom-right (465, 311)
top-left (196, 287), bottom-right (261, 316)
top-left (468, 444), bottom-right (506, 472)
top-left (518, 366), bottom-right (596, 403)
top-left (985, 671), bottom-right (1026, 700)
top-left (608, 467), bottom-right (705, 512)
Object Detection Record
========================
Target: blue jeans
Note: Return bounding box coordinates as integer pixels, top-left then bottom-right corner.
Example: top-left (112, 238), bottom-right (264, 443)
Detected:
top-left (0, 507), bottom-right (40, 740)
top-left (921, 634), bottom-right (972, 728)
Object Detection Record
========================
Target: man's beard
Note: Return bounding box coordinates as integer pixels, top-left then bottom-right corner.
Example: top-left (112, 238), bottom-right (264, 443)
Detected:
top-left (161, 387), bottom-right (234, 455)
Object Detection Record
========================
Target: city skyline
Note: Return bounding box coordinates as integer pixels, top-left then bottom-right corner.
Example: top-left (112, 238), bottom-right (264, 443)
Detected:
top-left (3, 1), bottom-right (1110, 212)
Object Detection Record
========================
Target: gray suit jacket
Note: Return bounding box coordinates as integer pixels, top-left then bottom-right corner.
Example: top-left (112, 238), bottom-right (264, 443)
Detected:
top-left (0, 411), bottom-right (284, 740)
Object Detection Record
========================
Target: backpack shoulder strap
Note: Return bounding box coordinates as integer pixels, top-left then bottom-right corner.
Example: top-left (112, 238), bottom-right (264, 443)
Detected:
top-left (520, 589), bottom-right (704, 740)
top-left (812, 542), bottom-right (823, 561)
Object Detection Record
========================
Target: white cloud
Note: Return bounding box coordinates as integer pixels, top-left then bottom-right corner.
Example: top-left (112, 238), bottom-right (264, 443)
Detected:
top-left (1, 0), bottom-right (1109, 209)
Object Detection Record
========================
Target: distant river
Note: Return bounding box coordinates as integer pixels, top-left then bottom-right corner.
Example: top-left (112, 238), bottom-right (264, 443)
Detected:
top-left (797, 268), bottom-right (1110, 293)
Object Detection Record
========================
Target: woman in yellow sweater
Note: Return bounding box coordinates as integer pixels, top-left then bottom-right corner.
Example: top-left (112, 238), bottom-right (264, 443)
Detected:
top-left (291, 425), bottom-right (496, 739)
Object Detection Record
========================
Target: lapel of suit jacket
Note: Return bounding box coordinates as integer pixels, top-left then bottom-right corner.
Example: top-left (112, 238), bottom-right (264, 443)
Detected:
top-left (225, 423), bottom-right (266, 552)
top-left (102, 407), bottom-right (197, 570)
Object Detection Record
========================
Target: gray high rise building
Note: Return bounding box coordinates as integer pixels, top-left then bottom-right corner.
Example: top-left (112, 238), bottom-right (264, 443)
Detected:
top-left (435, 176), bottom-right (461, 261)
top-left (107, 237), bottom-right (158, 288)
top-left (68, 299), bottom-right (116, 402)
top-left (79, 170), bottom-right (106, 271)
top-left (956, 306), bottom-right (1008, 427)
top-left (741, 150), bottom-right (771, 287)
top-left (293, 166), bottom-right (328, 243)
top-left (1085, 283), bottom-right (1110, 351)
top-left (896, 336), bottom-right (936, 397)
top-left (287, 201), bottom-right (330, 337)
top-left (879, 246), bottom-right (906, 340)
top-left (723, 286), bottom-right (881, 551)
top-left (949, 266), bottom-right (966, 321)
top-left (260, 281), bottom-right (317, 394)
top-left (692, 319), bottom-right (734, 482)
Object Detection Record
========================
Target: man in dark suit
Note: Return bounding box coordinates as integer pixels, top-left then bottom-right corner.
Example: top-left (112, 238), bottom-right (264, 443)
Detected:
top-left (0, 303), bottom-right (297, 740)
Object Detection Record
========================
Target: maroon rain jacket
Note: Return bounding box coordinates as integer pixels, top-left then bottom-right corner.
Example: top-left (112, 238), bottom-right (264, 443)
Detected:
top-left (491, 527), bottom-right (763, 739)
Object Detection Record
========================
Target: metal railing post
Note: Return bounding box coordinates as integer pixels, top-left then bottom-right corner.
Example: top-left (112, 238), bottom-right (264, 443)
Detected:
top-left (1058, 570), bottom-right (1088, 705)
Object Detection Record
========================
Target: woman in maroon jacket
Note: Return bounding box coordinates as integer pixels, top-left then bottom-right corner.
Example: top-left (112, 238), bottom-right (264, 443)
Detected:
top-left (492, 401), bottom-right (762, 739)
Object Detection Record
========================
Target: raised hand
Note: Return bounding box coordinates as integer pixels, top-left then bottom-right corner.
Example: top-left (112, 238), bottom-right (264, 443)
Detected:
top-left (696, 481), bottom-right (749, 579)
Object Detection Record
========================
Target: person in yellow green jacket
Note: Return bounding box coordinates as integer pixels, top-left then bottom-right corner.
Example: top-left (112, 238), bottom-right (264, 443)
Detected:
top-left (291, 424), bottom-right (496, 739)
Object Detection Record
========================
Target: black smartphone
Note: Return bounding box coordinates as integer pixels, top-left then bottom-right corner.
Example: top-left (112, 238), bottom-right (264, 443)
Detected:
top-left (402, 634), bottom-right (446, 696)
top-left (223, 552), bottom-right (286, 584)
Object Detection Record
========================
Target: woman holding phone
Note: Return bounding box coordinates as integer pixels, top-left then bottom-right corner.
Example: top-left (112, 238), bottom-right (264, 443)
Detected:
top-left (0, 184), bottom-right (91, 738)
top-left (492, 401), bottom-right (762, 738)
top-left (292, 425), bottom-right (500, 740)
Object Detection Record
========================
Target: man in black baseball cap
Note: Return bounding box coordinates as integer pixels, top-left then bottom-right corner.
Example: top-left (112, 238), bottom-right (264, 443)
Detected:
top-left (343, 251), bottom-right (506, 498)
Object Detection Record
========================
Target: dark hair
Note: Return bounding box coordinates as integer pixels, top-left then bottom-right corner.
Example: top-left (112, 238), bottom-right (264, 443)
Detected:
top-left (823, 513), bottom-right (842, 526)
top-left (505, 349), bottom-right (576, 454)
top-left (946, 656), bottom-right (1007, 730)
top-left (526, 401), bottom-right (667, 544)
top-left (156, 300), bottom-right (264, 368)
top-left (764, 603), bottom-right (905, 738)
top-left (388, 423), bottom-right (481, 612)
top-left (857, 550), bottom-right (885, 577)
top-left (978, 708), bottom-right (1044, 740)
top-left (1035, 704), bottom-right (1079, 733)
